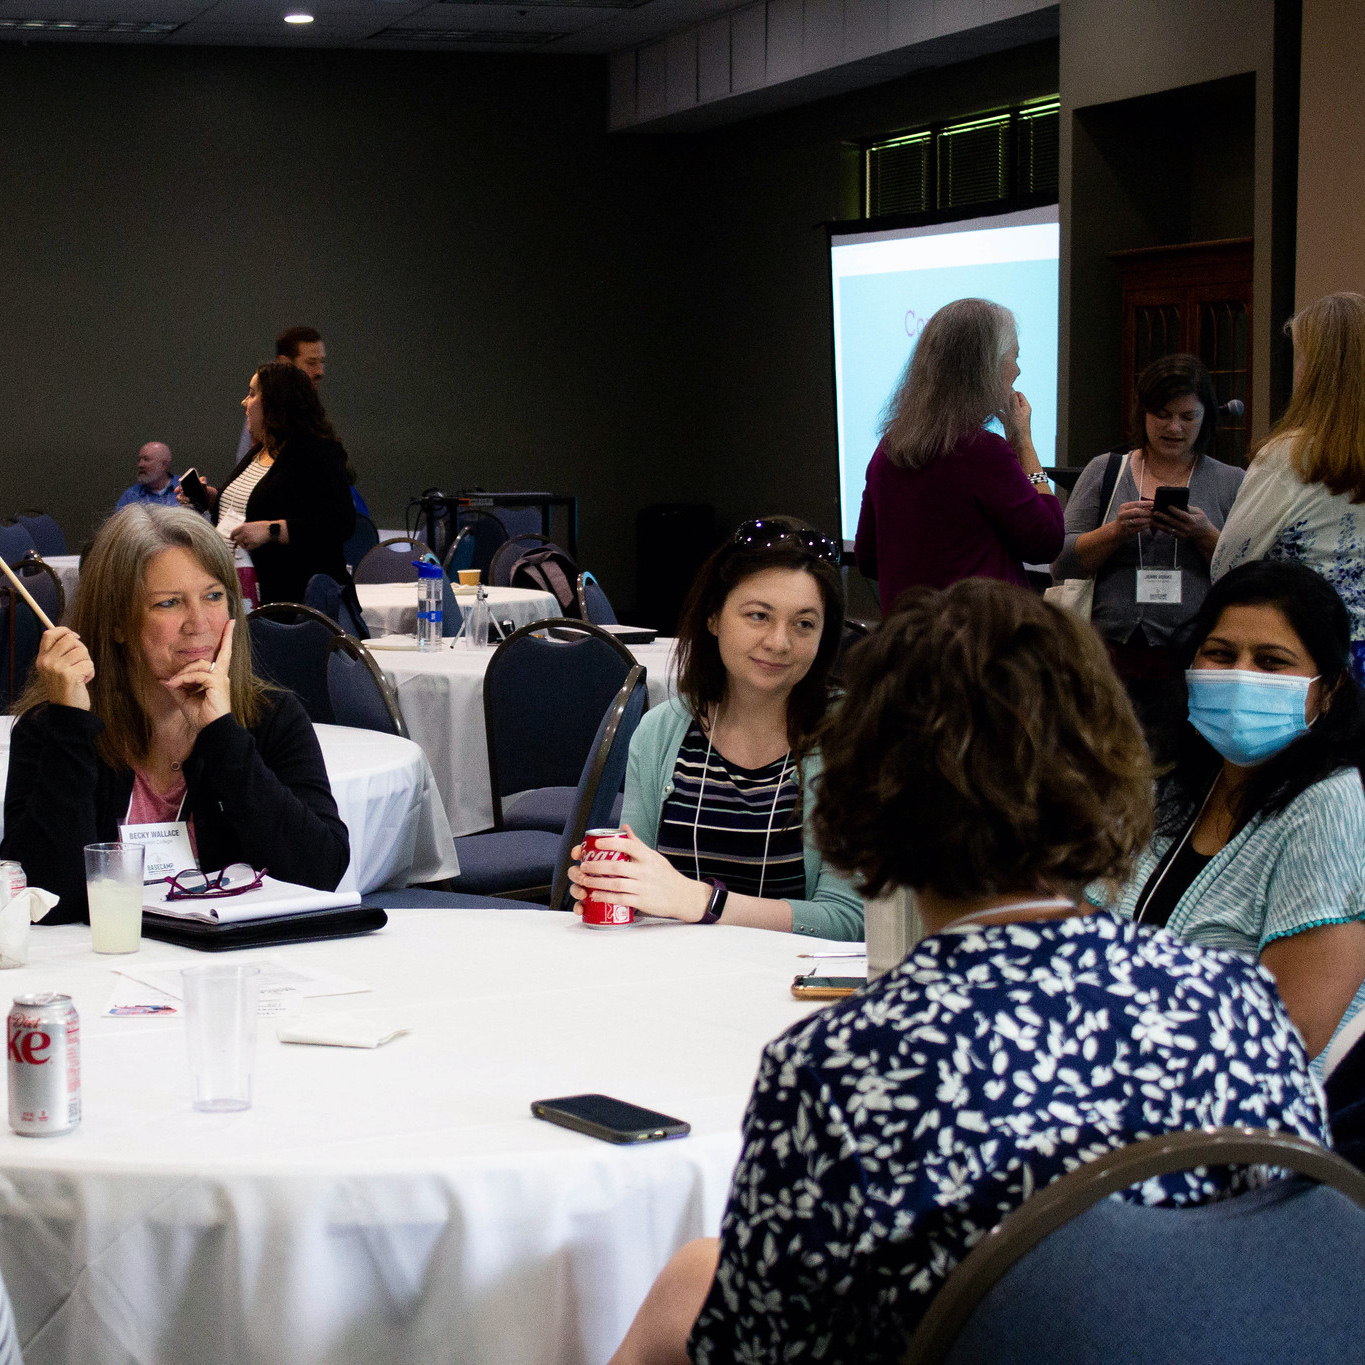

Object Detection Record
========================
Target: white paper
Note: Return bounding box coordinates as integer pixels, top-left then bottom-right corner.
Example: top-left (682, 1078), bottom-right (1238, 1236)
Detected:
top-left (1136, 568), bottom-right (1181, 604)
top-left (277, 1012), bottom-right (411, 1048)
top-left (143, 875), bottom-right (361, 925)
top-left (115, 957), bottom-right (371, 1002)
top-left (104, 979), bottom-right (180, 1018)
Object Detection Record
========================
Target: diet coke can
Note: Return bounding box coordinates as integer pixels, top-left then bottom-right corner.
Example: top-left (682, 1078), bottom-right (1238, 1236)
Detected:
top-left (0, 861), bottom-right (25, 907)
top-left (8, 993), bottom-right (80, 1137)
top-left (581, 828), bottom-right (634, 927)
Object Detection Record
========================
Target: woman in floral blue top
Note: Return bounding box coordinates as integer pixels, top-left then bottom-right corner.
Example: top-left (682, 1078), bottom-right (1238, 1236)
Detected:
top-left (609, 579), bottom-right (1329, 1365)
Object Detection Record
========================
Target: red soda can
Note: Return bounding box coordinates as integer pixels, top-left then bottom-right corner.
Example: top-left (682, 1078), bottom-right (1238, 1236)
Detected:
top-left (8, 993), bottom-right (81, 1137)
top-left (581, 828), bottom-right (634, 928)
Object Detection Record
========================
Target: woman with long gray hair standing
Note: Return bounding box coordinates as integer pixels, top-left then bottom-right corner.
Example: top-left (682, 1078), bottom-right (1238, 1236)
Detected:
top-left (853, 297), bottom-right (1063, 615)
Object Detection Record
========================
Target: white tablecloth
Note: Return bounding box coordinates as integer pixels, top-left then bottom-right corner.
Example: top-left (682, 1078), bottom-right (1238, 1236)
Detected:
top-left (0, 907), bottom-right (847, 1364)
top-left (0, 718), bottom-right (459, 894)
top-left (42, 554), bottom-right (80, 621)
top-left (373, 639), bottom-right (679, 835)
top-left (357, 584), bottom-right (559, 639)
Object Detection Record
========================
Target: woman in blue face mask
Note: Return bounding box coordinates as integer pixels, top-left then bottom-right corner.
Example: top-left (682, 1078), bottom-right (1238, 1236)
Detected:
top-left (1105, 560), bottom-right (1365, 1062)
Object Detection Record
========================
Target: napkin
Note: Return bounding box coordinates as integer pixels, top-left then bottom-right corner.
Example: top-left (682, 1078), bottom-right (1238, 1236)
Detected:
top-left (276, 1012), bottom-right (411, 1048)
top-left (0, 888), bottom-right (61, 969)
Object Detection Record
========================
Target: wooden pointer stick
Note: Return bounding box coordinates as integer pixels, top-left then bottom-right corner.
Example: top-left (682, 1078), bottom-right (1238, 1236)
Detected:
top-left (0, 558), bottom-right (54, 630)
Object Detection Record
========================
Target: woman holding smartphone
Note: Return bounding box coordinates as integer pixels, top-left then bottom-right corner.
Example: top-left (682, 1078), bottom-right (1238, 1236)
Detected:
top-left (566, 517), bottom-right (863, 940)
top-left (1052, 354), bottom-right (1244, 723)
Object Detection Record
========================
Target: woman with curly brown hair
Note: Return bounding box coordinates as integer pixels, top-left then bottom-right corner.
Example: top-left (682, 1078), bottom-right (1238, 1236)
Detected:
top-left (609, 579), bottom-right (1327, 1365)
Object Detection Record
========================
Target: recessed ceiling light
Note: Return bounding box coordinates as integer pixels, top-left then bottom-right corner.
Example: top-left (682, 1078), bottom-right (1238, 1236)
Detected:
top-left (284, 11), bottom-right (313, 21)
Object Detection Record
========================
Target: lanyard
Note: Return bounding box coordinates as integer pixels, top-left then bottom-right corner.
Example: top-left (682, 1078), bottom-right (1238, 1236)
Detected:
top-left (1133, 782), bottom-right (1217, 925)
top-left (1134, 451), bottom-right (1192, 573)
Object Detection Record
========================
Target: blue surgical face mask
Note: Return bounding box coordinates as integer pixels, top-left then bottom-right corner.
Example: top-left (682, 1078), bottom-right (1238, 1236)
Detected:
top-left (1185, 668), bottom-right (1318, 766)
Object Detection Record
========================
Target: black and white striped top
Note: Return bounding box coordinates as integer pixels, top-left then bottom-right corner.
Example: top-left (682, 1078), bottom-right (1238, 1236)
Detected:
top-left (656, 722), bottom-right (806, 901)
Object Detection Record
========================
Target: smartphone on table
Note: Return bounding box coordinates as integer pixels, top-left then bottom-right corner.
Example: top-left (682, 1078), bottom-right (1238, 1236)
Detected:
top-left (1151, 486), bottom-right (1190, 518)
top-left (530, 1093), bottom-right (690, 1144)
top-left (179, 468), bottom-right (212, 512)
top-left (791, 975), bottom-right (863, 1000)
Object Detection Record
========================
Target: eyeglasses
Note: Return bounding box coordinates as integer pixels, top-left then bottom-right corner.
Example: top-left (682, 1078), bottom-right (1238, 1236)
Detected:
top-left (161, 863), bottom-right (266, 901)
top-left (731, 519), bottom-right (842, 567)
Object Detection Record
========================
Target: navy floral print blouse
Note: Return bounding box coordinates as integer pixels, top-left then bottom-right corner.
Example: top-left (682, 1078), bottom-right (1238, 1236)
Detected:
top-left (689, 914), bottom-right (1329, 1365)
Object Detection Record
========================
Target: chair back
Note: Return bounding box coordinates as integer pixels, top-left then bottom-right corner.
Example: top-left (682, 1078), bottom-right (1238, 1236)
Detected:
top-left (355, 538), bottom-right (429, 584)
top-left (305, 573), bottom-right (369, 640)
top-left (509, 544), bottom-right (581, 617)
top-left (1, 556), bottom-right (63, 703)
top-left (452, 509), bottom-right (510, 579)
top-left (326, 636), bottom-right (407, 736)
top-left (342, 514), bottom-right (379, 572)
top-left (0, 523), bottom-right (37, 568)
top-left (245, 602), bottom-right (345, 724)
top-left (576, 571), bottom-right (617, 625)
top-left (490, 504), bottom-right (544, 538)
top-left (483, 618), bottom-right (639, 827)
top-left (16, 511), bottom-right (65, 557)
top-left (547, 666), bottom-right (648, 908)
top-left (488, 533), bottom-right (552, 587)
top-left (910, 1127), bottom-right (1365, 1365)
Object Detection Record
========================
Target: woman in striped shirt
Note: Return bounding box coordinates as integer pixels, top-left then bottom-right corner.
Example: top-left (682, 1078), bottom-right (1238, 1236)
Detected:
top-left (1106, 559), bottom-right (1365, 1060)
top-left (567, 517), bottom-right (863, 939)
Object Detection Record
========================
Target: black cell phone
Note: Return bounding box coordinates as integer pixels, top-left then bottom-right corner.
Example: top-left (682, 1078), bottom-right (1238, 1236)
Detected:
top-left (791, 975), bottom-right (864, 999)
top-left (530, 1093), bottom-right (690, 1145)
top-left (179, 468), bottom-right (211, 512)
top-left (1151, 485), bottom-right (1190, 516)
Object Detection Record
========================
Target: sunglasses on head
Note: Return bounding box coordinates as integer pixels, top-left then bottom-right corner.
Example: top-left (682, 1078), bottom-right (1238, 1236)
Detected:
top-left (731, 519), bottom-right (842, 567)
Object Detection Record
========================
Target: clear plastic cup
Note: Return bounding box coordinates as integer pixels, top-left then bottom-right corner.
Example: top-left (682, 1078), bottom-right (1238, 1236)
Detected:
top-left (84, 843), bottom-right (145, 954)
top-left (182, 965), bottom-right (260, 1112)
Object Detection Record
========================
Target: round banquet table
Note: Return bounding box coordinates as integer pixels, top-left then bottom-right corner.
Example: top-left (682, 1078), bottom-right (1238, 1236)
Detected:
top-left (0, 906), bottom-right (850, 1364)
top-left (0, 718), bottom-right (459, 896)
top-left (368, 638), bottom-right (679, 835)
top-left (356, 584), bottom-right (560, 639)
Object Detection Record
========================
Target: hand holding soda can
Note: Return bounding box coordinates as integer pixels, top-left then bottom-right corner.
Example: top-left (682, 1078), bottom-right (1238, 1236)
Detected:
top-left (580, 829), bottom-right (634, 928)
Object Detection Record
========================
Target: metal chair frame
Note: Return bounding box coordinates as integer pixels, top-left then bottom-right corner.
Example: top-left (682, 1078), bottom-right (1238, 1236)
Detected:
top-left (905, 1126), bottom-right (1365, 1365)
top-left (326, 634), bottom-right (408, 738)
top-left (354, 537), bottom-right (432, 585)
top-left (482, 617), bottom-right (640, 829)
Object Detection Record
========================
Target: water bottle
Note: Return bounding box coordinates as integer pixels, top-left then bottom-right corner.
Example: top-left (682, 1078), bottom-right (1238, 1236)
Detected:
top-left (415, 561), bottom-right (443, 652)
top-left (465, 585), bottom-right (491, 649)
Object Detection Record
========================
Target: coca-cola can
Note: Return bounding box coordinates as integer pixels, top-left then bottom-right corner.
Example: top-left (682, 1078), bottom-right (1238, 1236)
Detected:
top-left (0, 861), bottom-right (25, 907)
top-left (580, 828), bottom-right (634, 928)
top-left (8, 993), bottom-right (81, 1137)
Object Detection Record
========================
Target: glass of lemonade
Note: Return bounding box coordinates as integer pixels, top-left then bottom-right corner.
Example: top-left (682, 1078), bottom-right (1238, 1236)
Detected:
top-left (83, 843), bottom-right (145, 954)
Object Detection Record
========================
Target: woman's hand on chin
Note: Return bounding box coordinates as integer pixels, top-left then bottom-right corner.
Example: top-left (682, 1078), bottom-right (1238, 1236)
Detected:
top-left (162, 619), bottom-right (235, 736)
top-left (36, 628), bottom-right (94, 711)
top-left (566, 825), bottom-right (714, 923)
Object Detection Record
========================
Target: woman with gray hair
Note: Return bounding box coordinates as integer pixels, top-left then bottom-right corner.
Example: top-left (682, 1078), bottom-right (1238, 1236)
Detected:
top-left (853, 297), bottom-right (1063, 614)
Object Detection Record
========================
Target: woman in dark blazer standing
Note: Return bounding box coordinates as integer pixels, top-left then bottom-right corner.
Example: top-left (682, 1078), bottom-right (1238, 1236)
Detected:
top-left (189, 361), bottom-right (355, 605)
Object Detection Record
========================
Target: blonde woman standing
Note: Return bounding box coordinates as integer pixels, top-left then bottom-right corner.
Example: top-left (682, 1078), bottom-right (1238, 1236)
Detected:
top-left (853, 297), bottom-right (1063, 615)
top-left (1213, 291), bottom-right (1365, 673)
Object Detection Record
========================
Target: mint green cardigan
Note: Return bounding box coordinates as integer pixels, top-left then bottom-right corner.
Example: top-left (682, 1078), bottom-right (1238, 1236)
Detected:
top-left (620, 699), bottom-right (865, 941)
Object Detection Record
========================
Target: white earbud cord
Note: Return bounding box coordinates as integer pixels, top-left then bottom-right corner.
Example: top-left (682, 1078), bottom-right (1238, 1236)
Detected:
top-left (693, 710), bottom-right (791, 902)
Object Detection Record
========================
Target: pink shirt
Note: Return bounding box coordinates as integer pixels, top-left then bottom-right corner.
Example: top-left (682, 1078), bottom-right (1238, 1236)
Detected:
top-left (126, 769), bottom-right (198, 858)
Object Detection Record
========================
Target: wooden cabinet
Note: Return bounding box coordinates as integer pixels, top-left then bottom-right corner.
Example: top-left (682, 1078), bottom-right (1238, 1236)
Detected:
top-left (1108, 238), bottom-right (1253, 465)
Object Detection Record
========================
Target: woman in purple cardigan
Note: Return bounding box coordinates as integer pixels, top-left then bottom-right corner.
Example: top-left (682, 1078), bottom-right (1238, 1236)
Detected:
top-left (854, 297), bottom-right (1063, 615)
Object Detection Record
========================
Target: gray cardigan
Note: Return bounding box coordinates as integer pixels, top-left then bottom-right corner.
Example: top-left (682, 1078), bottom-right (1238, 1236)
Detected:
top-left (620, 699), bottom-right (865, 941)
top-left (1053, 450), bottom-right (1244, 645)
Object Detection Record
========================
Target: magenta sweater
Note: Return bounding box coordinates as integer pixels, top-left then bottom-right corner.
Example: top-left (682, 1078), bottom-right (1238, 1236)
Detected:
top-left (853, 429), bottom-right (1064, 615)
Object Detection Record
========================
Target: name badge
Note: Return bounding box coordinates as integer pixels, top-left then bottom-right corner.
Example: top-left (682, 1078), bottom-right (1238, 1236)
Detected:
top-left (1136, 569), bottom-right (1182, 605)
top-left (120, 822), bottom-right (197, 884)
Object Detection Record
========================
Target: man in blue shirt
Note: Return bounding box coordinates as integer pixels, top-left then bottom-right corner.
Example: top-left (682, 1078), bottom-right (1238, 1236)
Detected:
top-left (115, 442), bottom-right (180, 510)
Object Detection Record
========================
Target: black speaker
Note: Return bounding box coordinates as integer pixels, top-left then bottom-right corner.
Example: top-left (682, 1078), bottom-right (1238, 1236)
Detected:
top-left (634, 503), bottom-right (717, 635)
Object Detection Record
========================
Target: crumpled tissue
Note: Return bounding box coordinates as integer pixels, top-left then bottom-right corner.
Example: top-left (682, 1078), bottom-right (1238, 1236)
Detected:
top-left (0, 888), bottom-right (61, 969)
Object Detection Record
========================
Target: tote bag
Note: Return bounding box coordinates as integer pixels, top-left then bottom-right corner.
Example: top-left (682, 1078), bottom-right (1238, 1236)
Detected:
top-left (1044, 452), bottom-right (1127, 620)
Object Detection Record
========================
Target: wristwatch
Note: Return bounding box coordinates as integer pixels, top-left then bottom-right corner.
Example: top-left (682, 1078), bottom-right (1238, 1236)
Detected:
top-left (699, 878), bottom-right (728, 925)
top-left (1028, 471), bottom-right (1050, 488)
top-left (268, 522), bottom-right (281, 539)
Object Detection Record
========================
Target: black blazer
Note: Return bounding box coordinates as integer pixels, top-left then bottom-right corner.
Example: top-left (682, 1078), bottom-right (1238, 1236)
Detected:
top-left (217, 434), bottom-right (356, 604)
top-left (1, 693), bottom-right (351, 924)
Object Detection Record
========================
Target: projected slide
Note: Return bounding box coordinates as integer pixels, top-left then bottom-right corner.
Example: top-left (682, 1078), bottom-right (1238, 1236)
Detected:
top-left (830, 206), bottom-right (1059, 542)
